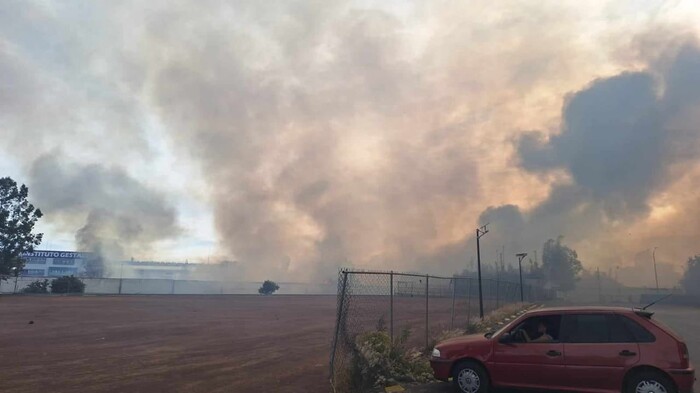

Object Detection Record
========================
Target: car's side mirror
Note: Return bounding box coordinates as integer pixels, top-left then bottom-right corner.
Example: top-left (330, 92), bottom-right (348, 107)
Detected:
top-left (498, 333), bottom-right (512, 344)
top-left (484, 331), bottom-right (494, 339)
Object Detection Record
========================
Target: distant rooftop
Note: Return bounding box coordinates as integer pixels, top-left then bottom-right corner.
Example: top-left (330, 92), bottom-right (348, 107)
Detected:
top-left (125, 260), bottom-right (194, 266)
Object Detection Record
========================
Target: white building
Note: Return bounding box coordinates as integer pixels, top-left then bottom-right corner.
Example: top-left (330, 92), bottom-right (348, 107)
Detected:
top-left (19, 250), bottom-right (239, 281)
top-left (19, 250), bottom-right (89, 277)
top-left (123, 260), bottom-right (197, 280)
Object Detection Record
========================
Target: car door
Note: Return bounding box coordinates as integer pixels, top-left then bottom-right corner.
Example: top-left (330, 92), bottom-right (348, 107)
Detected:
top-left (490, 314), bottom-right (567, 390)
top-left (561, 313), bottom-right (640, 392)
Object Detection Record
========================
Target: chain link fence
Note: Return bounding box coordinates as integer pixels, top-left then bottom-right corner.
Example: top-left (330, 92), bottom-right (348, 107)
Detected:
top-left (0, 276), bottom-right (336, 295)
top-left (329, 269), bottom-right (551, 390)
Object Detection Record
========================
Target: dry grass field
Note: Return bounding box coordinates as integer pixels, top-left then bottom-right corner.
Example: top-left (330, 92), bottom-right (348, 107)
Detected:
top-left (0, 291), bottom-right (503, 393)
top-left (0, 295), bottom-right (337, 393)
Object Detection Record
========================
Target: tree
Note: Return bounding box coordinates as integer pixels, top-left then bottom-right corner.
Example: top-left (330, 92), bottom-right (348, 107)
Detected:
top-left (542, 237), bottom-right (583, 292)
top-left (51, 275), bottom-right (86, 294)
top-left (680, 255), bottom-right (700, 296)
top-left (528, 257), bottom-right (544, 279)
top-left (0, 177), bottom-right (43, 281)
top-left (258, 280), bottom-right (280, 295)
top-left (23, 279), bottom-right (50, 294)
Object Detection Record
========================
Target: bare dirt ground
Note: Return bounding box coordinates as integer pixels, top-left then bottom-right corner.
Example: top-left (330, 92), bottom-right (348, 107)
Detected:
top-left (0, 295), bottom-right (338, 393)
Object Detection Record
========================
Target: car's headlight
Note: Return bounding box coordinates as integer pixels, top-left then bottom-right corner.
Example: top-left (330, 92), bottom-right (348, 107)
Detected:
top-left (431, 348), bottom-right (441, 358)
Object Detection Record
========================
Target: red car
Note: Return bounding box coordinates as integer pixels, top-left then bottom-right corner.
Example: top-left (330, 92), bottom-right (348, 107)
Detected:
top-left (430, 306), bottom-right (694, 393)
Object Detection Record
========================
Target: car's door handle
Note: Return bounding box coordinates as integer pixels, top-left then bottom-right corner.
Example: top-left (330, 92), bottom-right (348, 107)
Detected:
top-left (546, 350), bottom-right (562, 357)
top-left (619, 350), bottom-right (637, 357)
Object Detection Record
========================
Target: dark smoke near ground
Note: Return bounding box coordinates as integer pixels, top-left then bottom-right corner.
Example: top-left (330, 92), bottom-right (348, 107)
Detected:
top-left (28, 154), bottom-right (181, 274)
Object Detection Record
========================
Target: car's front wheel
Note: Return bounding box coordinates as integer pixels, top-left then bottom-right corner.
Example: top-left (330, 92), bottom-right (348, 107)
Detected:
top-left (625, 370), bottom-right (676, 393)
top-left (452, 360), bottom-right (489, 393)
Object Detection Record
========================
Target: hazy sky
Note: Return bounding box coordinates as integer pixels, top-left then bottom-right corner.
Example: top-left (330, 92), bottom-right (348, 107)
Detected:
top-left (2, 1), bottom-right (700, 283)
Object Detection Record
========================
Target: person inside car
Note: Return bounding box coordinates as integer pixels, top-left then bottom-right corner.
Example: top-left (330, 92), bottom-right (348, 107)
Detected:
top-left (523, 321), bottom-right (553, 343)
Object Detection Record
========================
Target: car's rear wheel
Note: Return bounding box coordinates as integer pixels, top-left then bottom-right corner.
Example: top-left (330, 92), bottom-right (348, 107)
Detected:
top-left (625, 370), bottom-right (676, 393)
top-left (452, 361), bottom-right (489, 393)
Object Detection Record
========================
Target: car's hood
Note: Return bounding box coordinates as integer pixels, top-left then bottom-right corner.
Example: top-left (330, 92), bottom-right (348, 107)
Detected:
top-left (434, 333), bottom-right (493, 360)
top-left (437, 333), bottom-right (489, 347)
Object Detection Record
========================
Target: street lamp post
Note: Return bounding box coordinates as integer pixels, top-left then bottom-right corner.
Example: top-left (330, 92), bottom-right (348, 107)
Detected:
top-left (476, 224), bottom-right (489, 319)
top-left (652, 247), bottom-right (659, 291)
top-left (516, 253), bottom-right (528, 302)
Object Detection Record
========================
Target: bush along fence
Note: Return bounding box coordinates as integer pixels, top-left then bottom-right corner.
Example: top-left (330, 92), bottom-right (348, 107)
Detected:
top-left (328, 269), bottom-right (553, 391)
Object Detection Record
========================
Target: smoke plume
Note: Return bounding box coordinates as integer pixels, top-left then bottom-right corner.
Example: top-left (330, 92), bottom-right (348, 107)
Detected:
top-left (28, 153), bottom-right (181, 271)
top-left (480, 42), bottom-right (700, 273)
top-left (1, 1), bottom-right (700, 283)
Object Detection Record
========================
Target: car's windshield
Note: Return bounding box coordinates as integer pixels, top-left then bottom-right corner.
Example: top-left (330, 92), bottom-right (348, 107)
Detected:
top-left (491, 319), bottom-right (516, 338)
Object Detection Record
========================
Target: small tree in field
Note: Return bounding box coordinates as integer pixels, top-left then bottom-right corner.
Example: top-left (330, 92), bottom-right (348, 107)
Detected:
top-left (258, 280), bottom-right (280, 295)
top-left (1, 177), bottom-right (43, 281)
top-left (51, 275), bottom-right (86, 294)
top-left (680, 255), bottom-right (700, 296)
top-left (541, 236), bottom-right (583, 292)
top-left (23, 279), bottom-right (50, 294)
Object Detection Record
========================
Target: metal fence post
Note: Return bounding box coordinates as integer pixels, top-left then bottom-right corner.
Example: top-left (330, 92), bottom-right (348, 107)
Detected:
top-left (450, 277), bottom-right (456, 330)
top-left (329, 270), bottom-right (349, 381)
top-left (466, 278), bottom-right (472, 326)
top-left (496, 278), bottom-right (500, 309)
top-left (118, 261), bottom-right (124, 295)
top-left (390, 271), bottom-right (394, 345)
top-left (425, 275), bottom-right (429, 349)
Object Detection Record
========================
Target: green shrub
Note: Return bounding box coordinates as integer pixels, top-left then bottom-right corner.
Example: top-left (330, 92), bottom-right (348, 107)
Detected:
top-left (350, 327), bottom-right (433, 390)
top-left (258, 280), bottom-right (280, 295)
top-left (50, 275), bottom-right (85, 294)
top-left (23, 279), bottom-right (50, 294)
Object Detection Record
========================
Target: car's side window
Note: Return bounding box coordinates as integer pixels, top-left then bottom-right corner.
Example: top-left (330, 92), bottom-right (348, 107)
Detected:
top-left (508, 314), bottom-right (562, 343)
top-left (617, 315), bottom-right (656, 343)
top-left (562, 313), bottom-right (655, 344)
top-left (562, 314), bottom-right (609, 343)
top-left (607, 314), bottom-right (635, 343)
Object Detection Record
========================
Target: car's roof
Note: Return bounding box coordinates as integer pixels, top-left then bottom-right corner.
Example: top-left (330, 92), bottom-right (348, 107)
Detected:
top-left (525, 306), bottom-right (638, 314)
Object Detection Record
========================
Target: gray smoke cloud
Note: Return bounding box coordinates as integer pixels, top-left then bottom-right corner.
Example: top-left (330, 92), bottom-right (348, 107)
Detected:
top-left (28, 153), bottom-right (181, 268)
top-left (1, 1), bottom-right (185, 268)
top-left (94, 5), bottom-right (700, 279)
top-left (143, 4), bottom-right (487, 279)
top-left (480, 42), bottom-right (700, 271)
